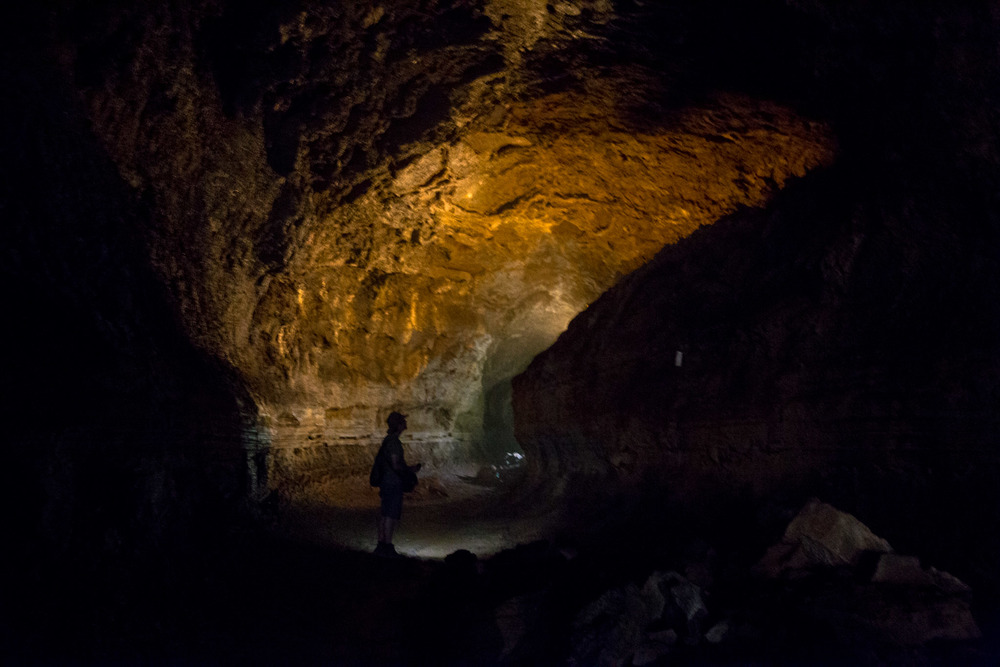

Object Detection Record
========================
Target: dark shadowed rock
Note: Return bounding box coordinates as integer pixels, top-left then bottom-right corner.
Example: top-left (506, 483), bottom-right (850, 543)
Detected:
top-left (571, 573), bottom-right (667, 666)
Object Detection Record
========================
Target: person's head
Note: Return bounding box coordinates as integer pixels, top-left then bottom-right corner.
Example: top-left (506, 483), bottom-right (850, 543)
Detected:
top-left (387, 411), bottom-right (407, 433)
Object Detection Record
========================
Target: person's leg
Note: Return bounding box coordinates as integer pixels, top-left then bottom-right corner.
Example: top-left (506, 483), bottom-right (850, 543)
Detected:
top-left (377, 492), bottom-right (390, 550)
top-left (383, 516), bottom-right (398, 545)
top-left (382, 489), bottom-right (403, 555)
top-left (376, 489), bottom-right (403, 555)
top-left (377, 515), bottom-right (387, 544)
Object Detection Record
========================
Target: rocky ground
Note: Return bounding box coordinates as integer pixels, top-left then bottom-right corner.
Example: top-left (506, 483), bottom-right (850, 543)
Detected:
top-left (269, 488), bottom-right (1000, 665)
top-left (5, 474), bottom-right (999, 665)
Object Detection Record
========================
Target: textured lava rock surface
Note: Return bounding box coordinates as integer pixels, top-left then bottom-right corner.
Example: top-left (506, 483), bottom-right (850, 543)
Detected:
top-left (513, 0), bottom-right (1000, 597)
top-left (43, 0), bottom-right (842, 495)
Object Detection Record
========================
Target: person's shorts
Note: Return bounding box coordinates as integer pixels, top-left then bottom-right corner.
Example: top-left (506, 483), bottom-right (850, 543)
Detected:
top-left (379, 486), bottom-right (403, 520)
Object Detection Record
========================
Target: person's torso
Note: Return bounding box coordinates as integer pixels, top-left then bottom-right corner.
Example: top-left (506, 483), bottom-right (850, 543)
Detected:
top-left (380, 434), bottom-right (405, 488)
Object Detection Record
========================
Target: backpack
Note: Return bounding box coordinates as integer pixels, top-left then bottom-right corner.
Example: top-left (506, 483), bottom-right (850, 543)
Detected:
top-left (369, 448), bottom-right (385, 487)
top-left (399, 468), bottom-right (418, 493)
top-left (369, 442), bottom-right (418, 491)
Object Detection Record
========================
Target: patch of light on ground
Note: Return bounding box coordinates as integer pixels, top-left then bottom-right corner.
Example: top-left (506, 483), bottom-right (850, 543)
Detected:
top-left (272, 464), bottom-right (556, 560)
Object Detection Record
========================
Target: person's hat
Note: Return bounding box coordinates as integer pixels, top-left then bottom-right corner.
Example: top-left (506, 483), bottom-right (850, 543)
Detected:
top-left (387, 411), bottom-right (407, 428)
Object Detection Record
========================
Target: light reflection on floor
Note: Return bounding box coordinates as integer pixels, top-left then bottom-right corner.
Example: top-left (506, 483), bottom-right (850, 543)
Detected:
top-left (273, 467), bottom-right (557, 560)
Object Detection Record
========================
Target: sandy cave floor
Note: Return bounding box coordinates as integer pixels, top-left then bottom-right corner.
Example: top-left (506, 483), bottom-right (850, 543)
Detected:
top-left (269, 465), bottom-right (562, 560)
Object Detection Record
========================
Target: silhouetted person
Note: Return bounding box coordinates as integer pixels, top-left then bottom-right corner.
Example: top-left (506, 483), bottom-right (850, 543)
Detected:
top-left (374, 411), bottom-right (421, 557)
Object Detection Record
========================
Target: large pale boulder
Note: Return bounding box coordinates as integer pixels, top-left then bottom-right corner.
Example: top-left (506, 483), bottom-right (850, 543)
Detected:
top-left (754, 498), bottom-right (892, 578)
top-left (754, 499), bottom-right (981, 647)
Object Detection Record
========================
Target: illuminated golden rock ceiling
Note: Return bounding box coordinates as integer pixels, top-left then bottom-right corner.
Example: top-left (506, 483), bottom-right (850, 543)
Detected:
top-left (251, 85), bottom-right (835, 456)
top-left (63, 0), bottom-right (837, 495)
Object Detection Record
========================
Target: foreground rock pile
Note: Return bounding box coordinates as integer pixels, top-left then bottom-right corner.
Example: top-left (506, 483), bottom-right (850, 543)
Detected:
top-left (357, 497), bottom-right (987, 664)
top-left (565, 500), bottom-right (980, 665)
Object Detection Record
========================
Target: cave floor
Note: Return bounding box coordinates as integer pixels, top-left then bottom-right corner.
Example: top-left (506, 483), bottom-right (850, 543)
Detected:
top-left (6, 470), bottom-right (569, 665)
top-left (10, 469), bottom-right (1000, 665)
top-left (272, 465), bottom-right (561, 560)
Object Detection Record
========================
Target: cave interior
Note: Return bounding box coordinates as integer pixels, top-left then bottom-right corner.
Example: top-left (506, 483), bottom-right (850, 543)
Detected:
top-left (3, 0), bottom-right (1000, 663)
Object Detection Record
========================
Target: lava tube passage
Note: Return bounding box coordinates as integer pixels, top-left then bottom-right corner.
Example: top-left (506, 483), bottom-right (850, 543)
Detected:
top-left (239, 84), bottom-right (833, 557)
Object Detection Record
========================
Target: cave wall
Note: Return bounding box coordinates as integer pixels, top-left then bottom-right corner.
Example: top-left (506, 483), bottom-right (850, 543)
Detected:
top-left (514, 0), bottom-right (1000, 589)
top-left (0, 17), bottom-right (265, 631)
top-left (49, 0), bottom-right (517, 497)
top-left (32, 0), bottom-right (845, 500)
top-left (255, 89), bottom-right (834, 497)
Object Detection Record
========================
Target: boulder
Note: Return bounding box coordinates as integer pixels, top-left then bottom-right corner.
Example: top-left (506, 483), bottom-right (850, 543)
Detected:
top-left (754, 499), bottom-right (981, 647)
top-left (632, 629), bottom-right (677, 666)
top-left (652, 570), bottom-right (710, 644)
top-left (570, 570), bottom-right (714, 665)
top-left (754, 498), bottom-right (892, 578)
top-left (871, 553), bottom-right (972, 595)
top-left (570, 573), bottom-right (668, 666)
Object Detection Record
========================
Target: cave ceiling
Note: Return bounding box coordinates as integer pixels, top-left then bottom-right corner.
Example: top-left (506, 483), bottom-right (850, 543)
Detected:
top-left (256, 89), bottom-right (834, 440)
top-left (67, 0), bottom-right (836, 451)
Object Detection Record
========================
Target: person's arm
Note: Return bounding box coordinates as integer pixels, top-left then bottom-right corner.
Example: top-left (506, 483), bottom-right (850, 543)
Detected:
top-left (390, 453), bottom-right (421, 473)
